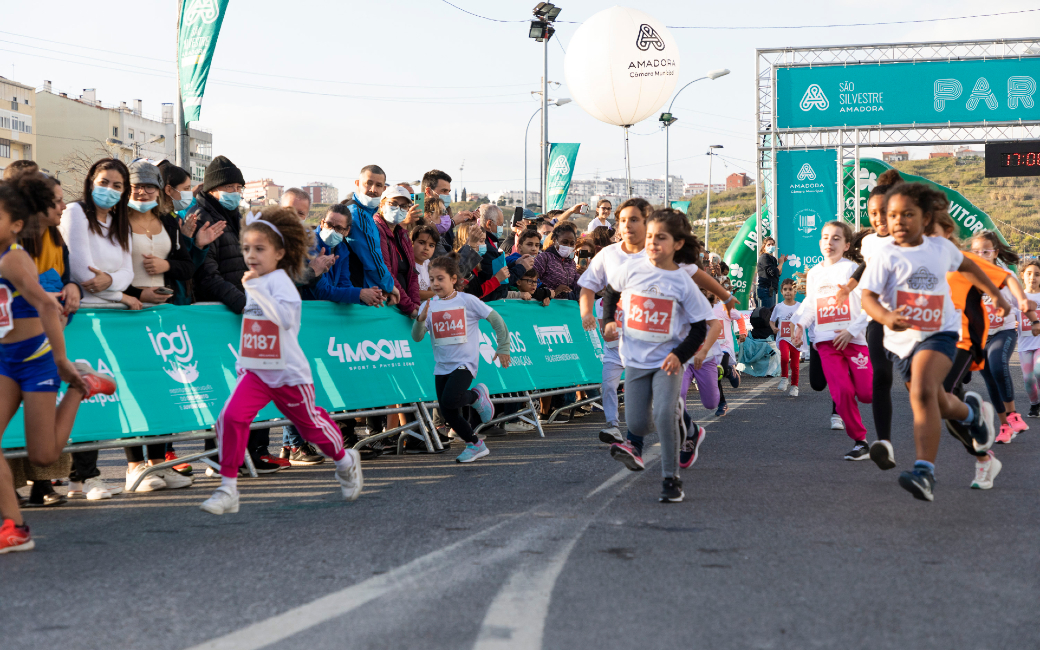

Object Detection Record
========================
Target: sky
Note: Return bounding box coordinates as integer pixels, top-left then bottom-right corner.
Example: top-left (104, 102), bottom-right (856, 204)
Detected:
top-left (4, 0), bottom-right (1040, 198)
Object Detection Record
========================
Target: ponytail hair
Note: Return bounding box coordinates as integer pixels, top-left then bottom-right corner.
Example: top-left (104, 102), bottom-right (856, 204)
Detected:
top-left (869, 169), bottom-right (904, 200)
top-left (646, 208), bottom-right (702, 265)
top-left (972, 229), bottom-right (1018, 266)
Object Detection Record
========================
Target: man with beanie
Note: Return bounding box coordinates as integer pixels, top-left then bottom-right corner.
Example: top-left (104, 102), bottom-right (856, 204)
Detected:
top-left (189, 155), bottom-right (249, 313)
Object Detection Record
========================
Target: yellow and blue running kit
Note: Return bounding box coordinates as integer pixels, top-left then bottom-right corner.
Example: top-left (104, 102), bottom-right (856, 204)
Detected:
top-left (0, 243), bottom-right (60, 392)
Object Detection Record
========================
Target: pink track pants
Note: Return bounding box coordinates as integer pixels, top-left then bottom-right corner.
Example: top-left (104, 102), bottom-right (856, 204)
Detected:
top-left (215, 371), bottom-right (345, 479)
top-left (816, 341), bottom-right (873, 442)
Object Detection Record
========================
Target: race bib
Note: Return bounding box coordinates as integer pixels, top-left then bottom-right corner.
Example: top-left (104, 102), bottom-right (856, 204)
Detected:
top-left (895, 291), bottom-right (944, 333)
top-left (624, 291), bottom-right (676, 343)
top-left (431, 307), bottom-right (467, 346)
top-left (0, 286), bottom-right (12, 338)
top-left (982, 296), bottom-right (1005, 330)
top-left (779, 321), bottom-right (793, 340)
top-left (1022, 313), bottom-right (1034, 334)
top-left (815, 294), bottom-right (851, 331)
top-left (239, 316), bottom-right (285, 369)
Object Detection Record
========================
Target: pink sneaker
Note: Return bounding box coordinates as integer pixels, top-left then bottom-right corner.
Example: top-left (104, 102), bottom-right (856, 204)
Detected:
top-left (995, 423), bottom-right (1015, 444)
top-left (1007, 412), bottom-right (1029, 433)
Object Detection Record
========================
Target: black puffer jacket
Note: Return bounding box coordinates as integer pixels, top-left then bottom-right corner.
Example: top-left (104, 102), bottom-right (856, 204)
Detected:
top-left (189, 191), bottom-right (247, 313)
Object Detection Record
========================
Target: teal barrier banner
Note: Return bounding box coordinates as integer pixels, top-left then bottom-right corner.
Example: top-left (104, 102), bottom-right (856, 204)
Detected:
top-left (546, 143), bottom-right (581, 211)
top-left (776, 149), bottom-right (837, 287)
top-left (2, 300), bottom-right (603, 449)
top-left (777, 58), bottom-right (1040, 129)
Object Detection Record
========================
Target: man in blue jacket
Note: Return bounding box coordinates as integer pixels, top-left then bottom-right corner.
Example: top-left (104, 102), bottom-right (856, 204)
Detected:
top-left (342, 165), bottom-right (400, 306)
top-left (307, 204), bottom-right (385, 306)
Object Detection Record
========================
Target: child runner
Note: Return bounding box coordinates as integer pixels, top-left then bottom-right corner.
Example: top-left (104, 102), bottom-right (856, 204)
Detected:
top-left (969, 231), bottom-right (1031, 443)
top-left (0, 175), bottom-right (115, 552)
top-left (860, 182), bottom-right (1006, 501)
top-left (413, 255), bottom-right (510, 463)
top-left (791, 221), bottom-right (872, 461)
top-left (1018, 260), bottom-right (1040, 418)
top-left (601, 209), bottom-right (716, 503)
top-left (686, 291), bottom-right (740, 417)
top-left (770, 278), bottom-right (801, 396)
top-left (201, 207), bottom-right (363, 515)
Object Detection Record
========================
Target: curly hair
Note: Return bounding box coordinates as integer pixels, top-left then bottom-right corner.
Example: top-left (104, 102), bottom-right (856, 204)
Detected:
top-left (241, 206), bottom-right (311, 281)
top-left (0, 173), bottom-right (54, 236)
top-left (646, 208), bottom-right (702, 265)
top-left (884, 182), bottom-right (948, 233)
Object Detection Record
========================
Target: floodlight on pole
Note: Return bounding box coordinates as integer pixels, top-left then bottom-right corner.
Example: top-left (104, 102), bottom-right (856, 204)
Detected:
top-left (528, 3), bottom-right (562, 213)
top-left (705, 144), bottom-right (724, 250)
top-left (661, 69), bottom-right (729, 206)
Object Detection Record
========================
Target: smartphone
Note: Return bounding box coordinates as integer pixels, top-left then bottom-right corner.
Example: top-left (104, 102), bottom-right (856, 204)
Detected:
top-left (412, 193), bottom-right (425, 214)
top-left (577, 249), bottom-right (591, 259)
top-left (578, 204), bottom-right (590, 216)
top-left (155, 287), bottom-right (174, 295)
top-left (512, 206), bottom-right (524, 226)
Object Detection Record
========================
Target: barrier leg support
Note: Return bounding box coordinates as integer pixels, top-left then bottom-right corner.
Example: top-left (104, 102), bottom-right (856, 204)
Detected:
top-left (527, 392), bottom-right (545, 438)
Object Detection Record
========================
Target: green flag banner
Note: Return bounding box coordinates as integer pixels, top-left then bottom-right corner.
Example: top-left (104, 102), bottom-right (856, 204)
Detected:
top-left (178, 0), bottom-right (230, 126)
top-left (670, 200), bottom-right (691, 213)
top-left (546, 143), bottom-right (581, 211)
top-left (722, 205), bottom-right (769, 310)
top-left (2, 301), bottom-right (605, 449)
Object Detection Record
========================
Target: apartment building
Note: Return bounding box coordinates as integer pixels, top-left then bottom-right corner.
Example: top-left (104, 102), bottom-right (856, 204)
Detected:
top-left (244, 178), bottom-right (283, 206)
top-left (302, 182), bottom-right (339, 205)
top-left (0, 76), bottom-right (37, 175)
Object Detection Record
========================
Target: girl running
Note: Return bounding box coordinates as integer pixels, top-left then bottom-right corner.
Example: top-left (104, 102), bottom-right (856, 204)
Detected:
top-left (969, 231), bottom-right (1030, 443)
top-left (770, 278), bottom-right (801, 396)
top-left (686, 290), bottom-right (743, 417)
top-left (601, 209), bottom-right (716, 503)
top-left (0, 175), bottom-right (116, 553)
top-left (1018, 261), bottom-right (1040, 419)
top-left (860, 183), bottom-right (1007, 501)
top-left (413, 255), bottom-right (510, 464)
top-left (201, 207), bottom-right (362, 515)
top-left (791, 221), bottom-right (872, 461)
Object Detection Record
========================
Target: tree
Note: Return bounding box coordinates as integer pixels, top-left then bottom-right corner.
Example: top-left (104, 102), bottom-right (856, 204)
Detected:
top-left (54, 139), bottom-right (126, 201)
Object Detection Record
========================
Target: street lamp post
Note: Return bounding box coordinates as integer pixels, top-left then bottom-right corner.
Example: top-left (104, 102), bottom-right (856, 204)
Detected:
top-left (705, 144), bottom-right (723, 250)
top-left (659, 69), bottom-right (730, 208)
top-left (529, 2), bottom-right (562, 213)
top-left (525, 98), bottom-right (570, 211)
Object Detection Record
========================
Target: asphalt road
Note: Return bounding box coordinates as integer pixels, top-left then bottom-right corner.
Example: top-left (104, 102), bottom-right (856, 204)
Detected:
top-left (5, 360), bottom-right (1039, 650)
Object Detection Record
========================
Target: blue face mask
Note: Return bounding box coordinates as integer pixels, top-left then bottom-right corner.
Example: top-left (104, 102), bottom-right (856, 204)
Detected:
top-left (320, 226), bottom-right (344, 249)
top-left (91, 185), bottom-right (122, 209)
top-left (218, 191), bottom-right (241, 210)
top-left (384, 206), bottom-right (407, 225)
top-left (173, 191), bottom-right (193, 212)
top-left (128, 199), bottom-right (158, 213)
top-left (477, 244), bottom-right (487, 255)
top-left (766, 245), bottom-right (776, 254)
top-left (496, 225), bottom-right (504, 238)
top-left (439, 193), bottom-right (452, 207)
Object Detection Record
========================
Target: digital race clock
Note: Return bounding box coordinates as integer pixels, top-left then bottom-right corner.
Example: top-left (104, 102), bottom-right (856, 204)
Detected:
top-left (986, 141), bottom-right (1040, 178)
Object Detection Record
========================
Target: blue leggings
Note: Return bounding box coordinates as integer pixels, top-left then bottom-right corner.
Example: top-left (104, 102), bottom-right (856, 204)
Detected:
top-left (980, 328), bottom-right (1018, 414)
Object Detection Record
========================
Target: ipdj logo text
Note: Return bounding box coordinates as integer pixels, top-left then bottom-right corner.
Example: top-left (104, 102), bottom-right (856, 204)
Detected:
top-left (635, 24), bottom-right (665, 52)
top-left (147, 325), bottom-right (199, 384)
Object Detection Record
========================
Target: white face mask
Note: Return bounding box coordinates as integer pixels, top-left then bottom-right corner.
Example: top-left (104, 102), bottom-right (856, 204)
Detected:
top-left (557, 245), bottom-right (575, 259)
top-left (355, 184), bottom-right (380, 209)
top-left (384, 206), bottom-right (406, 224)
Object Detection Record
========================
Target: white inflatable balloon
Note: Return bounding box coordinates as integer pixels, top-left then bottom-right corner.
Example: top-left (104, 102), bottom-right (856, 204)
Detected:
top-left (564, 6), bottom-right (680, 127)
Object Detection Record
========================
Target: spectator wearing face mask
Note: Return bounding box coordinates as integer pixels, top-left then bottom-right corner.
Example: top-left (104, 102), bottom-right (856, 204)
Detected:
top-left (424, 169), bottom-right (477, 257)
top-left (189, 155), bottom-right (249, 313)
top-left (307, 204), bottom-right (384, 306)
top-left (374, 186), bottom-right (421, 317)
top-left (533, 222), bottom-right (581, 300)
top-left (341, 165), bottom-right (400, 307)
top-left (756, 236), bottom-right (786, 309)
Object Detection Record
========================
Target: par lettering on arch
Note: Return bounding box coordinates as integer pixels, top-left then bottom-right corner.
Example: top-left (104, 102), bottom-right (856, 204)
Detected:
top-left (1008, 76), bottom-right (1036, 109)
top-left (966, 78), bottom-right (999, 111)
top-left (933, 79), bottom-right (963, 111)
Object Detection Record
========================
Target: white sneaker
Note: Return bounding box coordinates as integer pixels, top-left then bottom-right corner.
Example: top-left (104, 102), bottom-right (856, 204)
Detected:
top-left (205, 467), bottom-right (220, 478)
top-left (598, 426), bottom-right (624, 444)
top-left (789, 385), bottom-right (799, 397)
top-left (125, 465), bottom-right (167, 493)
top-left (830, 414), bottom-right (845, 431)
top-left (778, 377), bottom-right (789, 392)
top-left (157, 469), bottom-right (192, 490)
top-left (504, 421), bottom-right (534, 432)
top-left (83, 477), bottom-right (120, 500)
top-left (335, 449), bottom-right (364, 501)
top-left (200, 486), bottom-right (239, 514)
top-left (971, 452), bottom-right (1002, 489)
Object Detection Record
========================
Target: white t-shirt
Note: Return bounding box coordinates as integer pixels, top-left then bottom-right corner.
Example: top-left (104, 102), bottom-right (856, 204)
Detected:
top-left (771, 300), bottom-right (801, 345)
top-left (577, 242), bottom-right (643, 293)
top-left (859, 232), bottom-right (891, 265)
top-left (1019, 291), bottom-right (1040, 352)
top-left (607, 256), bottom-right (714, 370)
top-left (239, 269), bottom-right (310, 388)
top-left (423, 291), bottom-right (493, 377)
top-left (859, 237), bottom-right (964, 359)
top-left (415, 259), bottom-right (431, 291)
top-left (797, 257), bottom-right (868, 346)
top-left (586, 216), bottom-right (611, 232)
top-left (982, 286), bottom-right (1017, 334)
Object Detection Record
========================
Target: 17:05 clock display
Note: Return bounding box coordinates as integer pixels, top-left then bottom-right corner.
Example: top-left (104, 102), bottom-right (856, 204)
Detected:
top-left (986, 141), bottom-right (1040, 178)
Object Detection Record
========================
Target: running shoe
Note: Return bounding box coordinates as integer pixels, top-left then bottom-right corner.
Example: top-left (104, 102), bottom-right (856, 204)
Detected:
top-left (679, 425), bottom-right (706, 469)
top-left (844, 441), bottom-right (870, 461)
top-left (166, 451), bottom-right (193, 476)
top-left (157, 469), bottom-right (192, 490)
top-left (995, 424), bottom-right (1014, 444)
top-left (261, 454), bottom-right (291, 468)
top-left (726, 366), bottom-right (741, 389)
top-left (1007, 411), bottom-right (1029, 433)
top-left (869, 440), bottom-right (896, 470)
top-left (456, 440), bottom-right (489, 464)
top-left (125, 465), bottom-right (166, 493)
top-left (1028, 403), bottom-right (1040, 418)
top-left (898, 467), bottom-right (936, 502)
top-left (472, 384), bottom-right (495, 424)
top-left (200, 486), bottom-right (239, 515)
top-left (289, 443), bottom-right (325, 465)
top-left (830, 414), bottom-right (845, 431)
top-left (715, 402), bottom-right (728, 417)
top-left (250, 455), bottom-right (284, 474)
top-left (659, 477), bottom-right (684, 503)
top-left (610, 442), bottom-right (645, 471)
top-left (72, 361), bottom-right (117, 399)
top-left (279, 446), bottom-right (292, 460)
top-left (788, 385), bottom-right (799, 397)
top-left (0, 520), bottom-right (34, 554)
top-left (778, 377), bottom-right (789, 392)
top-left (335, 449), bottom-right (363, 500)
top-left (504, 421), bottom-right (534, 433)
top-left (598, 426), bottom-right (624, 444)
top-left (69, 477), bottom-right (121, 500)
top-left (964, 391), bottom-right (996, 453)
top-left (970, 451), bottom-right (1002, 490)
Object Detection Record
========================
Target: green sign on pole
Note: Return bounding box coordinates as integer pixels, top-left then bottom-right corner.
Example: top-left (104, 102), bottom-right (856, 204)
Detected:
top-left (546, 143), bottom-right (580, 211)
top-left (777, 58), bottom-right (1040, 129)
top-left (178, 0), bottom-right (231, 126)
top-left (670, 200), bottom-right (691, 213)
top-left (722, 205), bottom-right (768, 310)
top-left (776, 149), bottom-right (838, 286)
